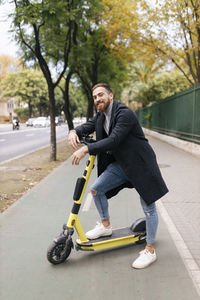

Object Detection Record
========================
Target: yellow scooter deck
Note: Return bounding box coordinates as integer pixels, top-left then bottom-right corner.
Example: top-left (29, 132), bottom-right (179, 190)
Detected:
top-left (76, 227), bottom-right (146, 251)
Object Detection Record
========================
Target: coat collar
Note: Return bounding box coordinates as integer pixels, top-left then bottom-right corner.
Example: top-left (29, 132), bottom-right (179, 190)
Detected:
top-left (109, 100), bottom-right (118, 134)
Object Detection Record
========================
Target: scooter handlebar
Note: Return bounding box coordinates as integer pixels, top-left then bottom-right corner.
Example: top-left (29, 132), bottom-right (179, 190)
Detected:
top-left (79, 135), bottom-right (96, 145)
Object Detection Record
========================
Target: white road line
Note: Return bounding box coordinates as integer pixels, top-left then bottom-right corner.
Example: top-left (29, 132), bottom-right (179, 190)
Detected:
top-left (82, 192), bottom-right (93, 212)
top-left (157, 200), bottom-right (200, 297)
top-left (0, 127), bottom-right (47, 136)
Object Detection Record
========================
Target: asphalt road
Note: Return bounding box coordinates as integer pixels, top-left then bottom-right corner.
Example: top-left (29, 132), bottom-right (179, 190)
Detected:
top-left (0, 123), bottom-right (69, 163)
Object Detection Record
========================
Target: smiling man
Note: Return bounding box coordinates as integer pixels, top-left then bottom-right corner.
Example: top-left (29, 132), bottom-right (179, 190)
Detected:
top-left (68, 83), bottom-right (168, 269)
top-left (93, 85), bottom-right (113, 112)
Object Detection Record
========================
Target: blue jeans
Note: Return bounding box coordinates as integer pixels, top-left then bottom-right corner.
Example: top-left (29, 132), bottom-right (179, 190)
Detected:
top-left (90, 162), bottom-right (158, 244)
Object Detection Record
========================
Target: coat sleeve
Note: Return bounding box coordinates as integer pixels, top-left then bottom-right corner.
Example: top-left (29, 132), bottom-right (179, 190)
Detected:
top-left (88, 107), bottom-right (138, 155)
top-left (74, 115), bottom-right (97, 138)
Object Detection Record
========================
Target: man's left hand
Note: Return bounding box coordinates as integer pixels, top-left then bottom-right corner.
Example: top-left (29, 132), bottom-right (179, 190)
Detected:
top-left (71, 146), bottom-right (88, 165)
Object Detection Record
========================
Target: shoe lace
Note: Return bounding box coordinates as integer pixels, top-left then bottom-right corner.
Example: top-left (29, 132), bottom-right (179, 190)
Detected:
top-left (139, 249), bottom-right (154, 256)
top-left (95, 221), bottom-right (101, 228)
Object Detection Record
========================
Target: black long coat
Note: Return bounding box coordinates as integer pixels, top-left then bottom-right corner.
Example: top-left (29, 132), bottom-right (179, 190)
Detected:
top-left (75, 100), bottom-right (168, 205)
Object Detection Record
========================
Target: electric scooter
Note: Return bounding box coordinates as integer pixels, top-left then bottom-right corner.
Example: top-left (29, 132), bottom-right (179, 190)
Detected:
top-left (47, 136), bottom-right (146, 265)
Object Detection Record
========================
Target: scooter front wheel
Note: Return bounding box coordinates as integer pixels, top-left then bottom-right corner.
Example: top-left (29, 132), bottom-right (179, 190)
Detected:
top-left (47, 241), bottom-right (72, 265)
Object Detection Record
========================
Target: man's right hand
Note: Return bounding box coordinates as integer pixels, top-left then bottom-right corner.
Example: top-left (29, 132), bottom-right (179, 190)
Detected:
top-left (67, 130), bottom-right (80, 149)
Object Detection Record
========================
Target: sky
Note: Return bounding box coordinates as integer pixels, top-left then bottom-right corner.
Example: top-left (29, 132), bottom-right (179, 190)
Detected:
top-left (0, 2), bottom-right (19, 57)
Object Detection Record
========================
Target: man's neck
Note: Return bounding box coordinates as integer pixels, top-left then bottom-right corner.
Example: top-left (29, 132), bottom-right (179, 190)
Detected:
top-left (104, 100), bottom-right (113, 115)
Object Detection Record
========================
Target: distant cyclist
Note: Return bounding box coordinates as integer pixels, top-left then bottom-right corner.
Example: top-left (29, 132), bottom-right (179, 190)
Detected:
top-left (12, 116), bottom-right (20, 130)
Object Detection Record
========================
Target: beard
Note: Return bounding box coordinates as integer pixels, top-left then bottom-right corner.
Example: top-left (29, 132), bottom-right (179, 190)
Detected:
top-left (95, 100), bottom-right (111, 112)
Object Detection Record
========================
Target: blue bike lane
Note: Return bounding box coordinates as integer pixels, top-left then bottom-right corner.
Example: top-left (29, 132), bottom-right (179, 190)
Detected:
top-left (0, 136), bottom-right (200, 300)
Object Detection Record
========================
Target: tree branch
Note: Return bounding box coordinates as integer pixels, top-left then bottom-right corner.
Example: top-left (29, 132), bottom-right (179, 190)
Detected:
top-left (32, 23), bottom-right (52, 85)
top-left (179, 2), bottom-right (198, 80)
top-left (190, 0), bottom-right (200, 80)
top-left (154, 43), bottom-right (194, 85)
top-left (13, 0), bottom-right (35, 55)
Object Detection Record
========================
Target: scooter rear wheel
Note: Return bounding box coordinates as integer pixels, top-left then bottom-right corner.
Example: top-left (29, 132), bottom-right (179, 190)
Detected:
top-left (130, 218), bottom-right (146, 244)
top-left (47, 241), bottom-right (72, 265)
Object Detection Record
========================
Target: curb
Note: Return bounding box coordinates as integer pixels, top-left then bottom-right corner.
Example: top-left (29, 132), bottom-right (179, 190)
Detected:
top-left (143, 128), bottom-right (200, 157)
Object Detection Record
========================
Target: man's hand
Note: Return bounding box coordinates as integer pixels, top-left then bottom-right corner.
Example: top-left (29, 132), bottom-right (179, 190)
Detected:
top-left (68, 130), bottom-right (80, 149)
top-left (71, 146), bottom-right (88, 165)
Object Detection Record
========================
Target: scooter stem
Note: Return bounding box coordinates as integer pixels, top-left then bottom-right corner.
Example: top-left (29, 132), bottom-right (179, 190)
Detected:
top-left (66, 154), bottom-right (96, 239)
top-left (74, 155), bottom-right (96, 206)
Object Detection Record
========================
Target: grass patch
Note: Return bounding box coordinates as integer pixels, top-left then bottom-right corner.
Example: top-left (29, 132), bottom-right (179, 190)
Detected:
top-left (0, 140), bottom-right (73, 213)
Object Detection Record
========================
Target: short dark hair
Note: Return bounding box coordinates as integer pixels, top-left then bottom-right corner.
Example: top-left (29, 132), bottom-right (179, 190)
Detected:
top-left (92, 83), bottom-right (113, 94)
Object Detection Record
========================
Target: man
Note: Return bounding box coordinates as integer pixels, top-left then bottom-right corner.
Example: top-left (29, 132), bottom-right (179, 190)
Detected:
top-left (68, 83), bottom-right (168, 269)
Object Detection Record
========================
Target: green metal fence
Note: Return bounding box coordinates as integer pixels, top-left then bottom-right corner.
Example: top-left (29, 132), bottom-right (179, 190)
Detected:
top-left (136, 83), bottom-right (200, 144)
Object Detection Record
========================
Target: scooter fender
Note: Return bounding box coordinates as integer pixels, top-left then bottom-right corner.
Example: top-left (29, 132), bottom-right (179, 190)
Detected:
top-left (54, 232), bottom-right (74, 249)
top-left (54, 232), bottom-right (68, 244)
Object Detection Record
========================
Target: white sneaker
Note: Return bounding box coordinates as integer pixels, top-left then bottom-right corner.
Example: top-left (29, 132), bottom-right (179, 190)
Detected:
top-left (86, 222), bottom-right (112, 239)
top-left (132, 249), bottom-right (157, 269)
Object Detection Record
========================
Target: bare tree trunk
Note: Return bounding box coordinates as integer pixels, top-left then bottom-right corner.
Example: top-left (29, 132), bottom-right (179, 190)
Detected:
top-left (63, 72), bottom-right (74, 130)
top-left (48, 86), bottom-right (56, 161)
top-left (75, 72), bottom-right (94, 120)
top-left (28, 99), bottom-right (32, 117)
top-left (87, 95), bottom-right (94, 120)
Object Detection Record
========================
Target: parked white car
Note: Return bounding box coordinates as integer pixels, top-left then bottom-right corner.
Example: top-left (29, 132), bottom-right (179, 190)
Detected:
top-left (73, 117), bottom-right (86, 124)
top-left (33, 117), bottom-right (50, 128)
top-left (26, 118), bottom-right (36, 126)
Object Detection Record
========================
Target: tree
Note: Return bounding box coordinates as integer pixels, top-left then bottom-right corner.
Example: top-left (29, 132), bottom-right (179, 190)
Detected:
top-left (1, 69), bottom-right (48, 117)
top-left (125, 70), bottom-right (190, 107)
top-left (0, 55), bottom-right (22, 82)
top-left (69, 82), bottom-right (87, 118)
top-left (58, 71), bottom-right (74, 129)
top-left (11, 0), bottom-right (99, 160)
top-left (71, 28), bottom-right (128, 119)
top-left (100, 0), bottom-right (141, 60)
top-left (99, 0), bottom-right (200, 85)
top-left (151, 71), bottom-right (190, 100)
top-left (121, 61), bottom-right (164, 107)
top-left (137, 0), bottom-right (200, 84)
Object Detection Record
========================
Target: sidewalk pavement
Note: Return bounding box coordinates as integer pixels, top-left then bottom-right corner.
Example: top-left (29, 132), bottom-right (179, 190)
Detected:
top-left (0, 136), bottom-right (200, 300)
top-left (147, 133), bottom-right (200, 296)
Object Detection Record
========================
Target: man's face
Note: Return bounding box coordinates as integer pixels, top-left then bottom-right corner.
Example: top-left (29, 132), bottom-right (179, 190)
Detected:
top-left (92, 87), bottom-right (113, 112)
